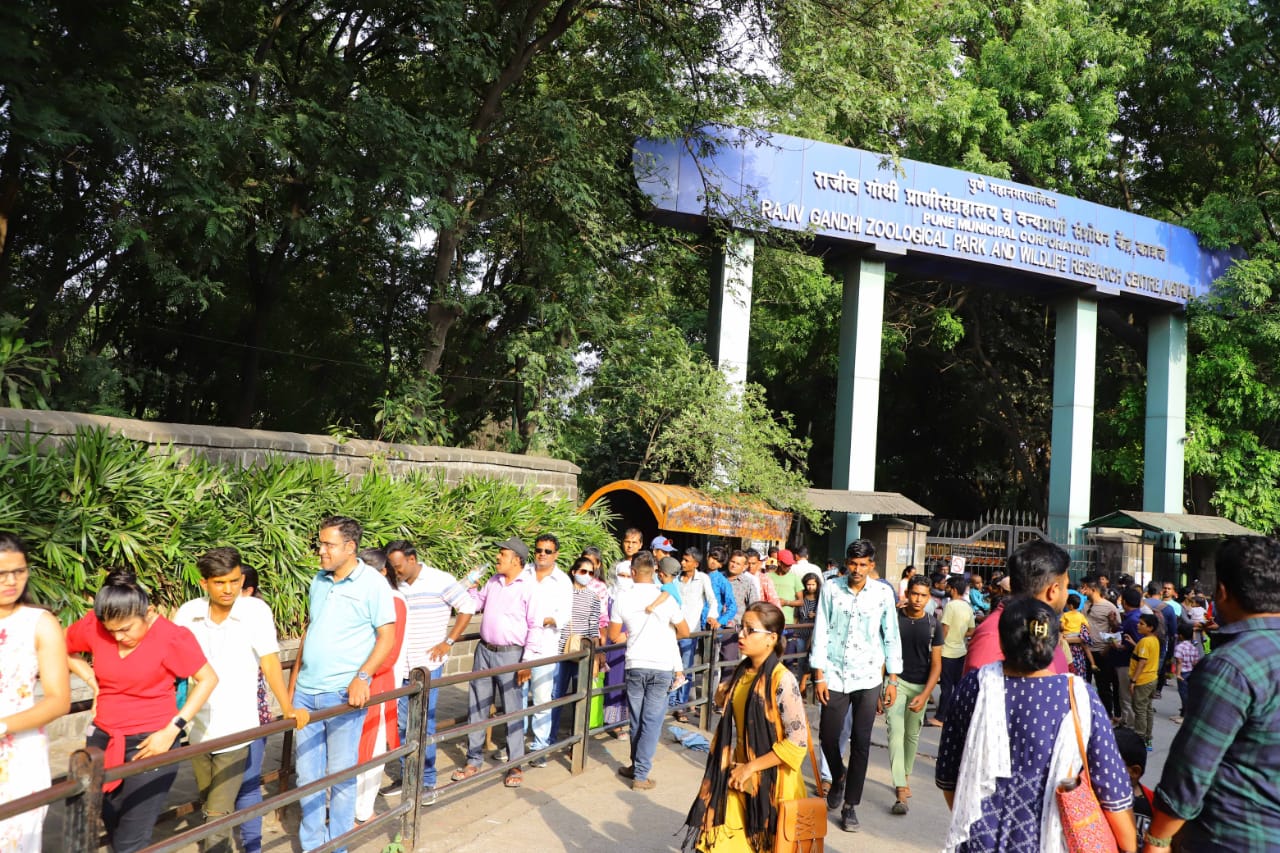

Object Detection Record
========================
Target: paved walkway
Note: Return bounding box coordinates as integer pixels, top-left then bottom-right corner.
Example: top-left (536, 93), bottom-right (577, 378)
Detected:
top-left (338, 687), bottom-right (1182, 853)
top-left (44, 680), bottom-right (1184, 851)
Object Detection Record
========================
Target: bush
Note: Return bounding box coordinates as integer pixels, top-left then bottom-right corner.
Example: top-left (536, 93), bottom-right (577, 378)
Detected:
top-left (0, 427), bottom-right (618, 633)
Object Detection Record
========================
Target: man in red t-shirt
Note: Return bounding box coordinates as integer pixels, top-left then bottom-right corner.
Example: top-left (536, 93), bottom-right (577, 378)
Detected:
top-left (963, 540), bottom-right (1072, 676)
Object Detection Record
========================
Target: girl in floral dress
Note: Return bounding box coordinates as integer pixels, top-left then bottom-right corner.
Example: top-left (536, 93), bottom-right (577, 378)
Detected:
top-left (0, 534), bottom-right (71, 852)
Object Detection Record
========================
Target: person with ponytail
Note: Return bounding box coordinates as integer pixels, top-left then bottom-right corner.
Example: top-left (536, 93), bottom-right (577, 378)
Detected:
top-left (682, 602), bottom-right (811, 852)
top-left (0, 533), bottom-right (71, 851)
top-left (66, 570), bottom-right (219, 853)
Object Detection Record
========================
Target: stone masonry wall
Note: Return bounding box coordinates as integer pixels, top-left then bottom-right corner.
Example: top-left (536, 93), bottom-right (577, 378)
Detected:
top-left (0, 407), bottom-right (580, 500)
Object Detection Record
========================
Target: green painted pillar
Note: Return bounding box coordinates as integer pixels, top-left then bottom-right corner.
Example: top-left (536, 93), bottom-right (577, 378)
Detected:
top-left (709, 233), bottom-right (755, 394)
top-left (831, 255), bottom-right (886, 551)
top-left (1048, 297), bottom-right (1097, 543)
top-left (1143, 313), bottom-right (1187, 513)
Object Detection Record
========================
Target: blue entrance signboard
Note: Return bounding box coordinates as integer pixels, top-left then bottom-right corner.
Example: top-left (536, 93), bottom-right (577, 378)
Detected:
top-left (634, 128), bottom-right (1236, 306)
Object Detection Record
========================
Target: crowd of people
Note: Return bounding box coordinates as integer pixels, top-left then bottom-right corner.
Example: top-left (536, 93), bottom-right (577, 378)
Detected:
top-left (1, 523), bottom-right (1277, 853)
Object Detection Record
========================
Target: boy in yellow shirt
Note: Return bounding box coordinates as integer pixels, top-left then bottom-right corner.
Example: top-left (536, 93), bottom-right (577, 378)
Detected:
top-left (1129, 614), bottom-right (1161, 747)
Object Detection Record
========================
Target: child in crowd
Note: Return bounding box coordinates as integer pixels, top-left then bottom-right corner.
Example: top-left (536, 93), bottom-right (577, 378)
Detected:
top-left (1060, 591), bottom-right (1097, 677)
top-left (1129, 613), bottom-right (1161, 747)
top-left (1113, 727), bottom-right (1154, 839)
top-left (1171, 622), bottom-right (1202, 724)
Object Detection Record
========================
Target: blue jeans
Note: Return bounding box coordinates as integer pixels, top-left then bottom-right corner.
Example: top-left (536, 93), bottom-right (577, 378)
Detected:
top-left (235, 737), bottom-right (266, 853)
top-left (524, 662), bottom-right (557, 752)
top-left (551, 660), bottom-right (580, 740)
top-left (625, 668), bottom-right (673, 781)
top-left (669, 638), bottom-right (697, 708)
top-left (294, 689), bottom-right (364, 852)
top-left (397, 665), bottom-right (443, 787)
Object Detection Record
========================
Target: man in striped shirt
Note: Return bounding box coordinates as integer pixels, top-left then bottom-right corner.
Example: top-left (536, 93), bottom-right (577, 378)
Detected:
top-left (386, 540), bottom-right (476, 805)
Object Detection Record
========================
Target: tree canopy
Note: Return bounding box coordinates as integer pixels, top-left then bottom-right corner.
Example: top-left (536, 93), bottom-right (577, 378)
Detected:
top-left (5, 0), bottom-right (1280, 531)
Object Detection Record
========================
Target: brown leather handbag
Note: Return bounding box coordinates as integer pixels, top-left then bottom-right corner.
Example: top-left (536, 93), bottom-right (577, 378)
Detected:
top-left (774, 719), bottom-right (828, 853)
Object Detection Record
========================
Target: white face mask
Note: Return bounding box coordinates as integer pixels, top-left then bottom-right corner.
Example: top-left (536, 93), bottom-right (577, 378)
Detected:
top-left (573, 572), bottom-right (593, 586)
top-left (615, 574), bottom-right (634, 591)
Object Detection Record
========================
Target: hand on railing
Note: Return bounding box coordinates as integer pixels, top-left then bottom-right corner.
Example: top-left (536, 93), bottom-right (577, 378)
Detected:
top-left (282, 705), bottom-right (311, 730)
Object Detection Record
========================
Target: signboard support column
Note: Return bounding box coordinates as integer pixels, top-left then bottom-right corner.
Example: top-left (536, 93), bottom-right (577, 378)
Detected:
top-left (1048, 296), bottom-right (1097, 543)
top-left (709, 232), bottom-right (754, 395)
top-left (831, 255), bottom-right (885, 549)
top-left (1143, 313), bottom-right (1187, 513)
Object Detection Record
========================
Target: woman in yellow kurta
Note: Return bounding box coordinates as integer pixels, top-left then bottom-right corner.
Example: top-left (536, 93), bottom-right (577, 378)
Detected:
top-left (683, 602), bottom-right (811, 852)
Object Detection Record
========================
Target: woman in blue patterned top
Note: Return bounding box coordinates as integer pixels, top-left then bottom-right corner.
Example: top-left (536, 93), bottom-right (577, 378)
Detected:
top-left (936, 597), bottom-right (1138, 852)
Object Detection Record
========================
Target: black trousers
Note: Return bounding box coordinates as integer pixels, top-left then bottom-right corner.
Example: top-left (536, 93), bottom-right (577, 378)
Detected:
top-left (1093, 652), bottom-right (1120, 716)
top-left (87, 728), bottom-right (180, 853)
top-left (819, 686), bottom-right (879, 807)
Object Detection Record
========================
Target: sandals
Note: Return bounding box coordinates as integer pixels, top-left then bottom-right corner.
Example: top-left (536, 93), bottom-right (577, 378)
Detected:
top-left (450, 765), bottom-right (480, 782)
top-left (504, 768), bottom-right (523, 788)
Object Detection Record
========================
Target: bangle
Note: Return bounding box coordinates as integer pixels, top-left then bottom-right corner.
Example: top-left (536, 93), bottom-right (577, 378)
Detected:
top-left (1143, 832), bottom-right (1173, 848)
top-left (814, 679), bottom-right (826, 684)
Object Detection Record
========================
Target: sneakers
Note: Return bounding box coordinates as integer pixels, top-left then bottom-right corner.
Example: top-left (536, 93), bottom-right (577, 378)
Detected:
top-left (891, 799), bottom-right (908, 816)
top-left (492, 747), bottom-right (509, 763)
top-left (421, 786), bottom-right (437, 806)
top-left (528, 755), bottom-right (548, 769)
top-left (840, 804), bottom-right (860, 832)
top-left (381, 780), bottom-right (403, 797)
top-left (825, 778), bottom-right (845, 810)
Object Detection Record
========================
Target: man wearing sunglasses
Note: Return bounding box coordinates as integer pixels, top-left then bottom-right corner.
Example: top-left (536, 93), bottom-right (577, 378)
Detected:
top-left (523, 534), bottom-right (573, 769)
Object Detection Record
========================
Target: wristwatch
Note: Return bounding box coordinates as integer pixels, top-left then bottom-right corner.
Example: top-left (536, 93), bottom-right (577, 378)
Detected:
top-left (1143, 832), bottom-right (1173, 848)
top-left (444, 638), bottom-right (456, 647)
top-left (356, 671), bottom-right (372, 685)
top-left (171, 716), bottom-right (188, 732)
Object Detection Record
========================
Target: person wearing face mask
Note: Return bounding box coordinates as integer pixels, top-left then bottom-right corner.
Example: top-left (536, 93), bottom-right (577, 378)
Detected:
top-left (550, 557), bottom-right (607, 740)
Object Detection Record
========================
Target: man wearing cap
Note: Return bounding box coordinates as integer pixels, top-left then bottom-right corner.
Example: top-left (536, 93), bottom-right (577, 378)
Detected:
top-left (650, 534), bottom-right (676, 557)
top-left (772, 549), bottom-right (806, 678)
top-left (452, 537), bottom-right (539, 788)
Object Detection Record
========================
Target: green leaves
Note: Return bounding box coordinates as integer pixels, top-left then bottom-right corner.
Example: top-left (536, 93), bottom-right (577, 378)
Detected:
top-left (0, 427), bottom-right (619, 631)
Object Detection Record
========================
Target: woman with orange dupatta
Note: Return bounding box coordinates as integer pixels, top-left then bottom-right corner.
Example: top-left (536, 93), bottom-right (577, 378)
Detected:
top-left (354, 549), bottom-right (407, 821)
top-left (682, 602), bottom-right (811, 852)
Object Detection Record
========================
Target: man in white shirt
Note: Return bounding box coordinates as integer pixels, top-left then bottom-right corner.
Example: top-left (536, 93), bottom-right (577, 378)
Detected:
top-left (609, 551), bottom-right (690, 789)
top-left (672, 549), bottom-right (718, 721)
top-left (386, 540), bottom-right (475, 804)
top-left (174, 547), bottom-right (305, 853)
top-left (524, 534), bottom-right (573, 768)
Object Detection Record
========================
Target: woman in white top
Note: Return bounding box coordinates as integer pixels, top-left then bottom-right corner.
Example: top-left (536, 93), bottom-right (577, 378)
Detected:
top-left (0, 534), bottom-right (71, 852)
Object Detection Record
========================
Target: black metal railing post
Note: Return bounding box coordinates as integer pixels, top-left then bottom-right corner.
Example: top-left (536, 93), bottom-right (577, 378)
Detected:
top-left (64, 747), bottom-right (104, 853)
top-left (401, 666), bottom-right (428, 847)
top-left (700, 627), bottom-right (721, 730)
top-left (570, 640), bottom-right (594, 775)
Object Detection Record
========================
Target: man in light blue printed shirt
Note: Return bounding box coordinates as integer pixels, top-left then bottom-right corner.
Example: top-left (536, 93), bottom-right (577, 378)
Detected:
top-left (811, 538), bottom-right (903, 833)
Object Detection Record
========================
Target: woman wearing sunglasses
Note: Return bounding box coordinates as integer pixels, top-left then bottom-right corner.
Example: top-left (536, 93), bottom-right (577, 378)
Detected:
top-left (682, 601), bottom-right (812, 852)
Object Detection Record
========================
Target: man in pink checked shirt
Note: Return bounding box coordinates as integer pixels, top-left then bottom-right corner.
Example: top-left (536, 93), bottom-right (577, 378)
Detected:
top-left (450, 537), bottom-right (539, 789)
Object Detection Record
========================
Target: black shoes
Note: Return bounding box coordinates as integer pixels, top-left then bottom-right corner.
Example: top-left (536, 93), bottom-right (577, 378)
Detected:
top-left (840, 804), bottom-right (860, 832)
top-left (825, 778), bottom-right (845, 810)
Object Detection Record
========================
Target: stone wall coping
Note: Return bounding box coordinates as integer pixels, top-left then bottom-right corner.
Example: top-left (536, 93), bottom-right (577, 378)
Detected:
top-left (0, 407), bottom-right (580, 475)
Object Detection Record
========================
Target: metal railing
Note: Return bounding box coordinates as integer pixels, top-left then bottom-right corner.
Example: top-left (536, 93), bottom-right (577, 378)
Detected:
top-left (1, 621), bottom-right (816, 851)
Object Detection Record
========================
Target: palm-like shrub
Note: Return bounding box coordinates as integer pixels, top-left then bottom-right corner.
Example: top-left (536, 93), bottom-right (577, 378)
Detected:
top-left (0, 427), bottom-right (618, 633)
